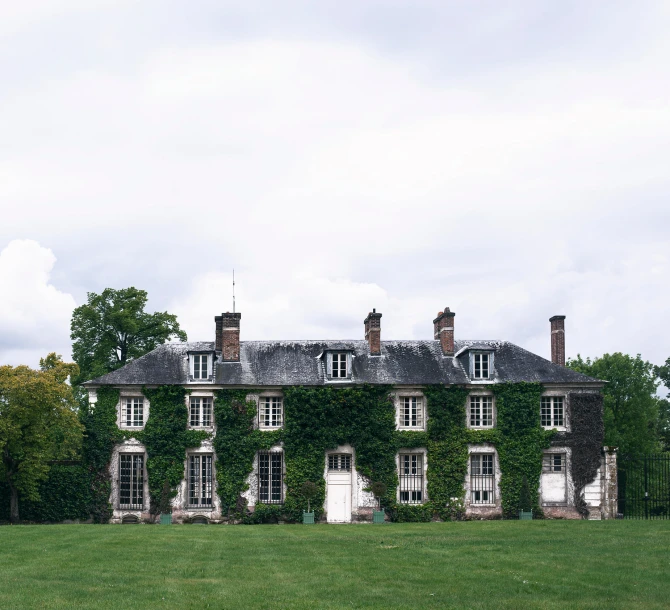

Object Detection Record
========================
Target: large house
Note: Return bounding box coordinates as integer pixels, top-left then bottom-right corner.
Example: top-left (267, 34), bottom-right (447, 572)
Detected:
top-left (84, 308), bottom-right (617, 524)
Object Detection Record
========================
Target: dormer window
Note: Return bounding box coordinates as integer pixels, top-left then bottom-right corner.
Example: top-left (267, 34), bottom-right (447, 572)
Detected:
top-left (470, 352), bottom-right (493, 380)
top-left (189, 352), bottom-right (214, 382)
top-left (332, 352), bottom-right (348, 378)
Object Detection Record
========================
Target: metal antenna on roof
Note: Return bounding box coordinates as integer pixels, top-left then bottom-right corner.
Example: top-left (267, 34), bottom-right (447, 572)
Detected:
top-left (232, 269), bottom-right (236, 313)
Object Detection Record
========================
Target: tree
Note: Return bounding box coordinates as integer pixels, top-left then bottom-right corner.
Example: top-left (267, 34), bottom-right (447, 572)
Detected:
top-left (655, 358), bottom-right (670, 451)
top-left (70, 287), bottom-right (187, 384)
top-left (0, 355), bottom-right (83, 523)
top-left (567, 353), bottom-right (660, 455)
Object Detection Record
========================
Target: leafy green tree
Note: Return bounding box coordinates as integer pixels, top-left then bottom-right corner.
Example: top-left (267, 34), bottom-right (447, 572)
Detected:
top-left (70, 287), bottom-right (187, 384)
top-left (567, 353), bottom-right (660, 455)
top-left (0, 355), bottom-right (83, 523)
top-left (655, 359), bottom-right (670, 451)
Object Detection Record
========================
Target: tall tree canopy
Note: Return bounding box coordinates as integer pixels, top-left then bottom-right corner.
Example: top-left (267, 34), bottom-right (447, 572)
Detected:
top-left (567, 353), bottom-right (661, 455)
top-left (655, 358), bottom-right (670, 451)
top-left (0, 355), bottom-right (83, 523)
top-left (70, 287), bottom-right (187, 384)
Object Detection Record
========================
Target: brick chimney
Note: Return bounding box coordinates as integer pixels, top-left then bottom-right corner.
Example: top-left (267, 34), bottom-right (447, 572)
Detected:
top-left (215, 312), bottom-right (241, 362)
top-left (550, 315), bottom-right (566, 366)
top-left (433, 307), bottom-right (455, 356)
top-left (364, 309), bottom-right (382, 355)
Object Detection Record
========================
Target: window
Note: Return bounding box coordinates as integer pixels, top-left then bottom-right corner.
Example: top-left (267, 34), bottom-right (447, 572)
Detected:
top-left (541, 397), bottom-right (564, 428)
top-left (328, 454), bottom-right (351, 471)
top-left (469, 396), bottom-right (493, 428)
top-left (123, 397), bottom-right (144, 427)
top-left (543, 453), bottom-right (566, 473)
top-left (472, 353), bottom-right (490, 379)
top-left (331, 352), bottom-right (348, 378)
top-left (470, 454), bottom-right (495, 504)
top-left (258, 452), bottom-right (283, 504)
top-left (259, 397), bottom-right (283, 428)
top-left (398, 454), bottom-right (424, 504)
top-left (188, 454), bottom-right (213, 508)
top-left (191, 354), bottom-right (210, 380)
top-left (119, 454), bottom-right (144, 509)
top-left (399, 396), bottom-right (424, 429)
top-left (190, 397), bottom-right (213, 427)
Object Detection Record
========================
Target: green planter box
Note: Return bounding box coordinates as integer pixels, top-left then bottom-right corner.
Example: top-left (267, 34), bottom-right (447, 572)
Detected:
top-left (303, 511), bottom-right (315, 524)
top-left (159, 514), bottom-right (172, 525)
top-left (373, 510), bottom-right (385, 524)
top-left (518, 510), bottom-right (533, 520)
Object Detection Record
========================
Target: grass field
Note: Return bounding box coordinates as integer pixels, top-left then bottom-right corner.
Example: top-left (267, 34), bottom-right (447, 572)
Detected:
top-left (1, 521), bottom-right (669, 609)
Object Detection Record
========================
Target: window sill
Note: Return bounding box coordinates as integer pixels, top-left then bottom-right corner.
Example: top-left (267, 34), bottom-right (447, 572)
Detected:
top-left (542, 426), bottom-right (567, 432)
top-left (259, 426), bottom-right (283, 431)
top-left (186, 506), bottom-right (214, 511)
top-left (468, 425), bottom-right (495, 430)
top-left (397, 426), bottom-right (426, 431)
top-left (188, 426), bottom-right (215, 431)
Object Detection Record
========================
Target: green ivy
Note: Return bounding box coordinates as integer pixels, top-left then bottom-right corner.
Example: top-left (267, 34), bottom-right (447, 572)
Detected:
top-left (138, 386), bottom-right (209, 515)
top-left (492, 382), bottom-right (555, 518)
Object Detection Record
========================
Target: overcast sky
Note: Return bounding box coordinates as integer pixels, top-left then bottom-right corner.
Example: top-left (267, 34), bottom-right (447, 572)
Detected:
top-left (1, 1), bottom-right (669, 380)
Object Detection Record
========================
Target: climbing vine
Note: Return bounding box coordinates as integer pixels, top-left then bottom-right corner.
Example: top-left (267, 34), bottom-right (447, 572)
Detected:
top-left (138, 386), bottom-right (209, 515)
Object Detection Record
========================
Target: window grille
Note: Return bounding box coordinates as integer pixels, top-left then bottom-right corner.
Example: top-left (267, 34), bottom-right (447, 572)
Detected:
top-left (190, 397), bottom-right (213, 427)
top-left (124, 398), bottom-right (144, 427)
top-left (328, 454), bottom-right (351, 471)
top-left (119, 454), bottom-right (144, 509)
top-left (398, 454), bottom-right (424, 504)
top-left (400, 397), bottom-right (424, 428)
top-left (331, 353), bottom-right (348, 378)
top-left (469, 396), bottom-right (493, 427)
top-left (192, 354), bottom-right (209, 379)
top-left (188, 454), bottom-right (213, 508)
top-left (258, 452), bottom-right (283, 504)
top-left (541, 397), bottom-right (564, 427)
top-left (470, 454), bottom-right (495, 504)
top-left (473, 353), bottom-right (490, 379)
top-left (259, 397), bottom-right (283, 428)
top-left (543, 453), bottom-right (566, 473)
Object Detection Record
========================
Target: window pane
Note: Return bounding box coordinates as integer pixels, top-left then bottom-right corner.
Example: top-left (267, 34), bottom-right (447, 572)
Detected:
top-left (398, 454), bottom-right (424, 504)
top-left (470, 454), bottom-right (494, 504)
top-left (553, 398), bottom-right (564, 426)
top-left (190, 397), bottom-right (200, 426)
top-left (202, 398), bottom-right (212, 426)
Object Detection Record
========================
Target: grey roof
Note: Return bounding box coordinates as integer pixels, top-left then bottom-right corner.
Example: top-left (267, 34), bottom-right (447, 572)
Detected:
top-left (84, 339), bottom-right (601, 387)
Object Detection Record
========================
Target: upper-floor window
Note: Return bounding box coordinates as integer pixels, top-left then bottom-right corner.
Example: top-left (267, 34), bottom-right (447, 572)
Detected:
top-left (190, 397), bottom-right (213, 428)
top-left (471, 352), bottom-right (491, 379)
top-left (399, 396), bottom-right (424, 429)
top-left (469, 395), bottom-right (493, 428)
top-left (189, 353), bottom-right (212, 381)
top-left (259, 396), bottom-right (283, 429)
top-left (541, 396), bottom-right (565, 428)
top-left (123, 397), bottom-right (144, 427)
top-left (331, 352), bottom-right (348, 378)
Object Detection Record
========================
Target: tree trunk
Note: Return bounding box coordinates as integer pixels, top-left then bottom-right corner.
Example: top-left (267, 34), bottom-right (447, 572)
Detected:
top-left (9, 482), bottom-right (19, 524)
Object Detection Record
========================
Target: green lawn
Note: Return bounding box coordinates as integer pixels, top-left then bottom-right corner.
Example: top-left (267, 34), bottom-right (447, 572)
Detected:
top-left (0, 521), bottom-right (669, 609)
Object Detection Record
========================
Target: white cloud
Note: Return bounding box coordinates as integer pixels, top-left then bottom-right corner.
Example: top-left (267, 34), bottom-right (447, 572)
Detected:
top-left (0, 240), bottom-right (76, 366)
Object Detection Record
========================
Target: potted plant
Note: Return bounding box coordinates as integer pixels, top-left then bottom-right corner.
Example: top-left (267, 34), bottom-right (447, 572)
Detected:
top-left (301, 481), bottom-right (318, 524)
top-left (518, 476), bottom-right (533, 520)
top-left (159, 479), bottom-right (173, 525)
top-left (371, 482), bottom-right (387, 524)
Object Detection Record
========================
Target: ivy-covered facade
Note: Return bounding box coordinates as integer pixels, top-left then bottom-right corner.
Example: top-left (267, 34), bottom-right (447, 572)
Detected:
top-left (80, 308), bottom-right (616, 524)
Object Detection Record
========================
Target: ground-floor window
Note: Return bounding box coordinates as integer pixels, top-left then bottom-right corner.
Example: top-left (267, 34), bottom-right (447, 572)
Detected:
top-left (470, 454), bottom-right (495, 504)
top-left (188, 454), bottom-right (213, 508)
top-left (328, 453), bottom-right (351, 471)
top-left (258, 451), bottom-right (283, 504)
top-left (119, 454), bottom-right (144, 509)
top-left (398, 453), bottom-right (424, 504)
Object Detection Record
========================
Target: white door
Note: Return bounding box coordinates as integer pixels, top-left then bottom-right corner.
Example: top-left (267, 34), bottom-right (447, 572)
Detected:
top-left (541, 453), bottom-right (567, 504)
top-left (327, 454), bottom-right (352, 523)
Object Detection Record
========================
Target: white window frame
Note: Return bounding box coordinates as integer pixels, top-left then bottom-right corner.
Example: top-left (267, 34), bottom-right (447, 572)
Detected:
top-left (466, 445), bottom-right (501, 508)
top-left (329, 352), bottom-right (349, 379)
top-left (118, 395), bottom-right (149, 430)
top-left (118, 453), bottom-right (145, 510)
top-left (541, 395), bottom-right (567, 431)
top-left (396, 393), bottom-right (426, 430)
top-left (189, 395), bottom-right (214, 429)
top-left (189, 353), bottom-right (213, 382)
top-left (187, 453), bottom-right (214, 509)
top-left (467, 394), bottom-right (495, 429)
top-left (470, 351), bottom-right (493, 380)
top-left (396, 449), bottom-right (427, 505)
top-left (258, 394), bottom-right (283, 429)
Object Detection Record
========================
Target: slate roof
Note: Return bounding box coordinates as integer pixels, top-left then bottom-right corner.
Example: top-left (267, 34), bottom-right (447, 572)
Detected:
top-left (83, 339), bottom-right (601, 387)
